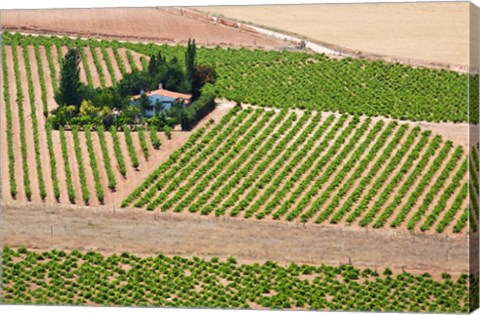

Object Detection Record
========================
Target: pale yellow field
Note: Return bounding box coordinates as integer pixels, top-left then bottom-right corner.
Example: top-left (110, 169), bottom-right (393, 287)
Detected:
top-left (194, 2), bottom-right (472, 68)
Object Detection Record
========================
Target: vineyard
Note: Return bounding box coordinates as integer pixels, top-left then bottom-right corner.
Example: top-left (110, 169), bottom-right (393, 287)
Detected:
top-left (0, 34), bottom-right (188, 206)
top-left (1, 247), bottom-right (470, 312)
top-left (0, 32), bottom-right (475, 225)
top-left (121, 107), bottom-right (474, 234)
top-left (1, 32), bottom-right (473, 123)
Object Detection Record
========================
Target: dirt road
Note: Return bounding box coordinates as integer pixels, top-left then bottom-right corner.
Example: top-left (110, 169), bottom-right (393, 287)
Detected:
top-left (1, 202), bottom-right (469, 275)
top-left (194, 2), bottom-right (473, 70)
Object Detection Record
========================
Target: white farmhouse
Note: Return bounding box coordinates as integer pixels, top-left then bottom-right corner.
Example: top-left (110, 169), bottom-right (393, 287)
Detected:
top-left (130, 85), bottom-right (192, 118)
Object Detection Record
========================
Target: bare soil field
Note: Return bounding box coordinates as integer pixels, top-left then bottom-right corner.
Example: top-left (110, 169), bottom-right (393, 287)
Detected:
top-left (0, 7), bottom-right (292, 49)
top-left (194, 2), bottom-right (472, 69)
top-left (1, 201), bottom-right (469, 277)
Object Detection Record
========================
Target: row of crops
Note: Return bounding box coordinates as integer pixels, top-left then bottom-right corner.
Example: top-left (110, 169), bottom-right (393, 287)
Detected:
top-left (2, 31), bottom-right (473, 123)
top-left (0, 37), bottom-right (165, 204)
top-left (122, 107), bottom-right (472, 233)
top-left (1, 246), bottom-right (470, 312)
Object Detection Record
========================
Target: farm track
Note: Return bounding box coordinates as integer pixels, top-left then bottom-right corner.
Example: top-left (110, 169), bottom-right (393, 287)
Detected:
top-left (1, 201), bottom-right (469, 275)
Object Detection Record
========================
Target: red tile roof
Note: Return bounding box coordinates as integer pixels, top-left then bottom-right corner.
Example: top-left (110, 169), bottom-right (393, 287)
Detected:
top-left (130, 89), bottom-right (192, 101)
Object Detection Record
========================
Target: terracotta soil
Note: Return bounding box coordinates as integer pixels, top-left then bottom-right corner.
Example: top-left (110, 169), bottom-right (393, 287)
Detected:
top-left (0, 7), bottom-right (291, 50)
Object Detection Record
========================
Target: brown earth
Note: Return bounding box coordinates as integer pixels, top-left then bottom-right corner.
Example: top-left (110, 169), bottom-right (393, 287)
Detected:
top-left (0, 7), bottom-right (292, 49)
top-left (1, 201), bottom-right (469, 276)
top-left (194, 2), bottom-right (474, 70)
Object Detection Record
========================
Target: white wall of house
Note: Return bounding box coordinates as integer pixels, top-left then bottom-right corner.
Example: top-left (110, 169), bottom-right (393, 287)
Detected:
top-left (132, 94), bottom-right (178, 118)
top-left (145, 94), bottom-right (175, 117)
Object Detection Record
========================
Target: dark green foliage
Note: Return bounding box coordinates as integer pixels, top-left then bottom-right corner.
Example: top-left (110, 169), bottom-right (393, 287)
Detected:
top-left (55, 48), bottom-right (82, 109)
top-left (163, 57), bottom-right (188, 92)
top-left (116, 70), bottom-right (151, 97)
top-left (148, 51), bottom-right (165, 75)
top-left (191, 64), bottom-right (217, 100)
top-left (181, 92), bottom-right (216, 131)
top-left (185, 38), bottom-right (196, 84)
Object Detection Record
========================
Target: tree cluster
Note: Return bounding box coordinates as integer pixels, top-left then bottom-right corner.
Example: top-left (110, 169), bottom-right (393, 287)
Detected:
top-left (50, 39), bottom-right (216, 131)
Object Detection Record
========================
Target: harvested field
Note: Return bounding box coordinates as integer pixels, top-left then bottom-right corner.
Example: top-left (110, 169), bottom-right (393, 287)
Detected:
top-left (194, 2), bottom-right (472, 69)
top-left (0, 7), bottom-right (292, 49)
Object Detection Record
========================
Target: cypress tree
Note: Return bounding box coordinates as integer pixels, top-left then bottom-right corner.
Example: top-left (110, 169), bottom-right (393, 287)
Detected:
top-left (55, 47), bottom-right (82, 111)
top-left (185, 38), bottom-right (196, 84)
top-left (148, 54), bottom-right (157, 75)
